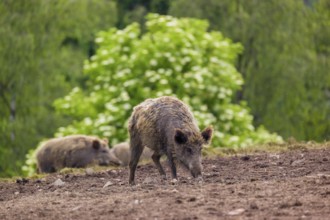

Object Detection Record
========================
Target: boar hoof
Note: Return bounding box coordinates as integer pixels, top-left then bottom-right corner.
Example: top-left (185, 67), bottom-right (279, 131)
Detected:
top-left (196, 176), bottom-right (204, 184)
top-left (129, 180), bottom-right (135, 186)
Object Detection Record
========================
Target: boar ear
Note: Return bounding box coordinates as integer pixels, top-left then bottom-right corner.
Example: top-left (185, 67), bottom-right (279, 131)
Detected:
top-left (103, 138), bottom-right (109, 144)
top-left (201, 126), bottom-right (213, 144)
top-left (174, 129), bottom-right (188, 144)
top-left (92, 140), bottom-right (101, 150)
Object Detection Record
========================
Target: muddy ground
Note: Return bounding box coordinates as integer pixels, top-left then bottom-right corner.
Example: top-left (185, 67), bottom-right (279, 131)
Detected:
top-left (0, 146), bottom-right (329, 220)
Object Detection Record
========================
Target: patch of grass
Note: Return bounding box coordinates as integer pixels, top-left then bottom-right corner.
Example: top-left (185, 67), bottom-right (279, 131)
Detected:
top-left (58, 165), bottom-right (123, 175)
top-left (27, 173), bottom-right (48, 180)
top-left (203, 140), bottom-right (330, 157)
top-left (0, 165), bottom-right (124, 182)
top-left (0, 177), bottom-right (17, 183)
top-left (0, 173), bottom-right (50, 183)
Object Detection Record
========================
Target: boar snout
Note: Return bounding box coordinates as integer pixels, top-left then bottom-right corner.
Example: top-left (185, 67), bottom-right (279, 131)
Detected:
top-left (99, 160), bottom-right (110, 166)
top-left (189, 161), bottom-right (202, 178)
top-left (190, 168), bottom-right (202, 178)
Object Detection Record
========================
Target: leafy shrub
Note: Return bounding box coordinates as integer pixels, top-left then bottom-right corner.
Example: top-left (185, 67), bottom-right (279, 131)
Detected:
top-left (22, 141), bottom-right (45, 177)
top-left (54, 13), bottom-right (282, 147)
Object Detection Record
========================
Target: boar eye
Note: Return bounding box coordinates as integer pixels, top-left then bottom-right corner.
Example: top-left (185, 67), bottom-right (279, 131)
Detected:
top-left (185, 147), bottom-right (193, 155)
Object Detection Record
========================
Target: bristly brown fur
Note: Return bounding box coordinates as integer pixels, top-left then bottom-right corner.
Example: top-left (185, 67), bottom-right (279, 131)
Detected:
top-left (36, 135), bottom-right (120, 173)
top-left (128, 96), bottom-right (213, 185)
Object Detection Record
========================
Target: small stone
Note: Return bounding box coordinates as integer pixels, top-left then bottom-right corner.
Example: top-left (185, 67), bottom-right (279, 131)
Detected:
top-left (316, 173), bottom-right (330, 179)
top-left (133, 199), bottom-right (140, 205)
top-left (170, 179), bottom-right (178, 185)
top-left (72, 205), bottom-right (82, 211)
top-left (291, 159), bottom-right (305, 166)
top-left (14, 191), bottom-right (19, 195)
top-left (85, 168), bottom-right (94, 175)
top-left (103, 181), bottom-right (114, 188)
top-left (53, 179), bottom-right (65, 187)
top-left (142, 177), bottom-right (155, 184)
top-left (269, 154), bottom-right (280, 159)
top-left (227, 208), bottom-right (245, 216)
top-left (171, 189), bottom-right (179, 193)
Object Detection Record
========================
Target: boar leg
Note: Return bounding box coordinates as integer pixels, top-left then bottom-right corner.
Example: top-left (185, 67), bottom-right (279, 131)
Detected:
top-left (152, 153), bottom-right (166, 180)
top-left (38, 160), bottom-right (56, 173)
top-left (128, 135), bottom-right (143, 185)
top-left (167, 152), bottom-right (177, 180)
top-left (40, 165), bottom-right (56, 173)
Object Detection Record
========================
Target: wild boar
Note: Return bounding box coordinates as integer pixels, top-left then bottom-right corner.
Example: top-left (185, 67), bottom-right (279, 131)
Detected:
top-left (110, 142), bottom-right (153, 166)
top-left (128, 96), bottom-right (213, 185)
top-left (36, 135), bottom-right (121, 173)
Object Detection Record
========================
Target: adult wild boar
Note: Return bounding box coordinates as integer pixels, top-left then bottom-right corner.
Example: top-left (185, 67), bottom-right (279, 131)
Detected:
top-left (128, 96), bottom-right (213, 185)
top-left (36, 135), bottom-right (120, 173)
top-left (110, 142), bottom-right (153, 167)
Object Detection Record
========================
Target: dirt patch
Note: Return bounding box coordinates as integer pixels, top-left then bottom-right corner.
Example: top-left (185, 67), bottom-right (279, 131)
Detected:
top-left (1, 147), bottom-right (329, 219)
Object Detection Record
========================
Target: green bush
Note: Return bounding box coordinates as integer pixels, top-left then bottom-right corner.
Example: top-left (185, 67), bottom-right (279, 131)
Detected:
top-left (23, 14), bottom-right (282, 175)
top-left (54, 13), bottom-right (282, 146)
top-left (22, 141), bottom-right (45, 177)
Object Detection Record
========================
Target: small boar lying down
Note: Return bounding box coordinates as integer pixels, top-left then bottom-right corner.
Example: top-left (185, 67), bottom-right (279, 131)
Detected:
top-left (110, 142), bottom-right (153, 167)
top-left (36, 135), bottom-right (121, 173)
top-left (128, 96), bottom-right (213, 185)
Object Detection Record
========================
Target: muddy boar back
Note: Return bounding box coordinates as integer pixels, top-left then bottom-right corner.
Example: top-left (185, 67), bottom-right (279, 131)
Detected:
top-left (128, 96), bottom-right (213, 185)
top-left (36, 135), bottom-right (115, 173)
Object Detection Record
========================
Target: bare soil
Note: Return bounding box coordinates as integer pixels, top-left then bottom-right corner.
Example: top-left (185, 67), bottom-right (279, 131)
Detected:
top-left (1, 147), bottom-right (329, 220)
